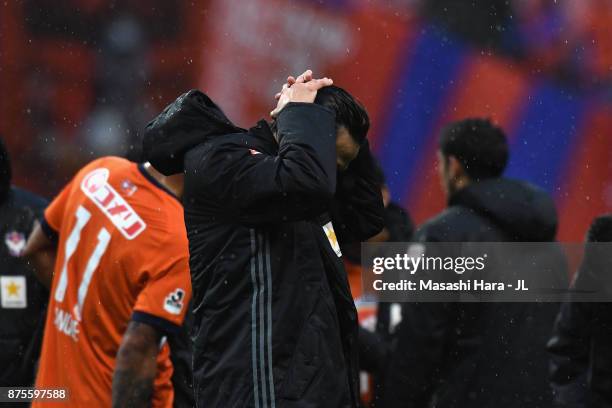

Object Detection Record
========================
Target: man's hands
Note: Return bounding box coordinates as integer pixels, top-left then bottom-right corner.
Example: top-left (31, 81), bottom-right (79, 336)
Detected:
top-left (270, 69), bottom-right (333, 118)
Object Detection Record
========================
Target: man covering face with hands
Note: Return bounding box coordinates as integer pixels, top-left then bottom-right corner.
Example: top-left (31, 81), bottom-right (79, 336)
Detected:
top-left (142, 70), bottom-right (384, 408)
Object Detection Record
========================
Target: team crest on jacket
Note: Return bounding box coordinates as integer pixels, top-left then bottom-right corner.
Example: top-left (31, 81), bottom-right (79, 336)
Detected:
top-left (4, 231), bottom-right (26, 257)
top-left (164, 288), bottom-right (185, 315)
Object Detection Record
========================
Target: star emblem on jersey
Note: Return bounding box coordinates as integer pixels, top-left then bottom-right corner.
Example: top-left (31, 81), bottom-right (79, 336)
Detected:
top-left (164, 288), bottom-right (185, 315)
top-left (7, 281), bottom-right (20, 296)
top-left (4, 230), bottom-right (26, 257)
top-left (0, 276), bottom-right (27, 308)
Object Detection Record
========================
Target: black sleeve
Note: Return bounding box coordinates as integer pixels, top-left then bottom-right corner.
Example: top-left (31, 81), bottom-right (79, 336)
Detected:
top-left (547, 301), bottom-right (592, 406)
top-left (381, 302), bottom-right (455, 408)
top-left (200, 103), bottom-right (338, 224)
top-left (358, 327), bottom-right (390, 374)
top-left (385, 202), bottom-right (415, 242)
top-left (40, 216), bottom-right (59, 244)
top-left (330, 140), bottom-right (384, 244)
top-left (131, 311), bottom-right (181, 335)
top-left (546, 245), bottom-right (600, 407)
top-left (168, 301), bottom-right (194, 408)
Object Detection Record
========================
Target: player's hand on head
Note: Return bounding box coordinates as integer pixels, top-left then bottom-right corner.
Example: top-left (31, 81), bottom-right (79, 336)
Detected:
top-left (274, 69), bottom-right (313, 100)
top-left (270, 70), bottom-right (333, 118)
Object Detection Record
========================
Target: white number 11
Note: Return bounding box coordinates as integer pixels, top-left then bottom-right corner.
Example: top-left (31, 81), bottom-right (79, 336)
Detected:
top-left (54, 205), bottom-right (111, 315)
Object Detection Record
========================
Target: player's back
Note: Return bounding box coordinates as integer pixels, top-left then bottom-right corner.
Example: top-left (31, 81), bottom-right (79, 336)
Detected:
top-left (34, 157), bottom-right (190, 407)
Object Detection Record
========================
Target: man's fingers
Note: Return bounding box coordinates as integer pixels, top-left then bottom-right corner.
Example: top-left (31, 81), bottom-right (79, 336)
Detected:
top-left (274, 82), bottom-right (291, 100)
top-left (271, 74), bottom-right (331, 116)
top-left (275, 78), bottom-right (293, 100)
top-left (308, 77), bottom-right (333, 90)
top-left (295, 69), bottom-right (313, 84)
top-left (303, 70), bottom-right (313, 82)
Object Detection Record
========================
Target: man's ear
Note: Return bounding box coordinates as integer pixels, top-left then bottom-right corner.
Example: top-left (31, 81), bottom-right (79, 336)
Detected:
top-left (447, 156), bottom-right (465, 181)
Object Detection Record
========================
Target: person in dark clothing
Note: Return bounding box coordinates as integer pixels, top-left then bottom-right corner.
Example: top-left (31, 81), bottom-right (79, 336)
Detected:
top-left (366, 161), bottom-right (415, 246)
top-left (0, 135), bottom-right (49, 387)
top-left (142, 71), bottom-right (384, 408)
top-left (381, 118), bottom-right (568, 408)
top-left (341, 161), bottom-right (414, 407)
top-left (548, 215), bottom-right (612, 408)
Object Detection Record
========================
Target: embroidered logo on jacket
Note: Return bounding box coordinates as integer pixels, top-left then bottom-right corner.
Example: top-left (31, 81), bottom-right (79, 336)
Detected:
top-left (4, 231), bottom-right (26, 257)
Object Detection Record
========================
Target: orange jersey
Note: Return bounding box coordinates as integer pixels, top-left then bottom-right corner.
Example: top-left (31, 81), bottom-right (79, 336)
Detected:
top-left (34, 157), bottom-right (191, 408)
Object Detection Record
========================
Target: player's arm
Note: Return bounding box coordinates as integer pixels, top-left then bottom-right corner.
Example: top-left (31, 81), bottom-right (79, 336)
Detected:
top-left (330, 139), bottom-right (384, 244)
top-left (116, 232), bottom-right (192, 407)
top-left (22, 219), bottom-right (57, 289)
top-left (197, 101), bottom-right (337, 225)
top-left (112, 321), bottom-right (163, 408)
top-left (23, 177), bottom-right (74, 288)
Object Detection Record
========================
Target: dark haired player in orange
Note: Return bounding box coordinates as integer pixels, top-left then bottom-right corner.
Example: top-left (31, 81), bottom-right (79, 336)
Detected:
top-left (23, 156), bottom-right (191, 407)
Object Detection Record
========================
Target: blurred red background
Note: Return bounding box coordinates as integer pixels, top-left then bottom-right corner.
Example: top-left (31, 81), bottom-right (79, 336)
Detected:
top-left (1, 0), bottom-right (611, 241)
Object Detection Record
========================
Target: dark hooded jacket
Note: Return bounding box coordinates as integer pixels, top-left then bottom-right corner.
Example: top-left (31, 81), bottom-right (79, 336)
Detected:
top-left (547, 215), bottom-right (612, 408)
top-left (380, 178), bottom-right (568, 408)
top-left (143, 90), bottom-right (384, 408)
top-left (0, 138), bottom-right (49, 386)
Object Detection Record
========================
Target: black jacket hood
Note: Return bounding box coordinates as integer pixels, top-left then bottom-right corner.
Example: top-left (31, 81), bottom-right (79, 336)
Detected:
top-left (450, 178), bottom-right (558, 241)
top-left (142, 89), bottom-right (244, 175)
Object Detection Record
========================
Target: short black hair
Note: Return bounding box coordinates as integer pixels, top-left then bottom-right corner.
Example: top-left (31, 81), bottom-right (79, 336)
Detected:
top-left (314, 85), bottom-right (369, 145)
top-left (587, 215), bottom-right (612, 242)
top-left (439, 118), bottom-right (508, 180)
top-left (0, 135), bottom-right (12, 202)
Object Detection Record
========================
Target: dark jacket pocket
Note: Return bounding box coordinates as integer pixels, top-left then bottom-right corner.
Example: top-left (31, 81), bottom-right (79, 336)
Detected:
top-left (278, 291), bottom-right (327, 401)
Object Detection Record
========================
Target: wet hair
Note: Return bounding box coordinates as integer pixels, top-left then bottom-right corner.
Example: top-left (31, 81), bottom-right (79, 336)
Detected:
top-left (314, 85), bottom-right (370, 145)
top-left (439, 118), bottom-right (508, 180)
top-left (0, 135), bottom-right (11, 202)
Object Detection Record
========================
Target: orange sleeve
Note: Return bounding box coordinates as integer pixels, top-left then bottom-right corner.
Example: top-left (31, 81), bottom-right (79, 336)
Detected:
top-left (132, 236), bottom-right (192, 333)
top-left (42, 178), bottom-right (75, 236)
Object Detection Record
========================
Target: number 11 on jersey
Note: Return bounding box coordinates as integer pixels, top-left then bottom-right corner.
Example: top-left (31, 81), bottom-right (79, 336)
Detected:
top-left (53, 205), bottom-right (111, 330)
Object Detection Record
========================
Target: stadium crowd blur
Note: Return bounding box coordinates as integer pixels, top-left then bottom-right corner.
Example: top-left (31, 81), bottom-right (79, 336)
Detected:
top-left (1, 0), bottom-right (611, 241)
